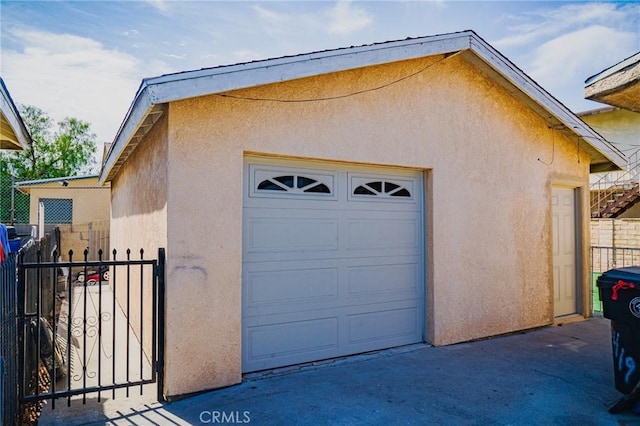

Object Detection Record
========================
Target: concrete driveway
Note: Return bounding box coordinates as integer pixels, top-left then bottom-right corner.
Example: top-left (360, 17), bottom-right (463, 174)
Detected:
top-left (39, 316), bottom-right (640, 425)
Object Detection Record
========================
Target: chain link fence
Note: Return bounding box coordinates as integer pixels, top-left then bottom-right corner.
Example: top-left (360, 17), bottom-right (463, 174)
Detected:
top-left (0, 174), bottom-right (30, 225)
top-left (0, 174), bottom-right (111, 260)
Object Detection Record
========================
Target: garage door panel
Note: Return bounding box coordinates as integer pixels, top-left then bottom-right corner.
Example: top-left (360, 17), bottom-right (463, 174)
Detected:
top-left (244, 257), bottom-right (419, 316)
top-left (244, 267), bottom-right (339, 313)
top-left (245, 317), bottom-right (339, 361)
top-left (346, 262), bottom-right (419, 297)
top-left (246, 217), bottom-right (339, 254)
top-left (347, 218), bottom-right (419, 251)
top-left (347, 306), bottom-right (419, 345)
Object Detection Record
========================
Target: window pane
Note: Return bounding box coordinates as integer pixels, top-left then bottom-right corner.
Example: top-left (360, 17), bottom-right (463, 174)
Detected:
top-left (390, 188), bottom-right (411, 197)
top-left (258, 180), bottom-right (286, 191)
top-left (385, 182), bottom-right (400, 193)
top-left (368, 181), bottom-right (383, 192)
top-left (354, 185), bottom-right (375, 195)
top-left (274, 175), bottom-right (294, 188)
top-left (304, 183), bottom-right (330, 194)
top-left (297, 176), bottom-right (317, 188)
top-left (39, 198), bottom-right (73, 224)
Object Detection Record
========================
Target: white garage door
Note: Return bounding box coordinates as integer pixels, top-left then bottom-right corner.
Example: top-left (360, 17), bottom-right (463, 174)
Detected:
top-left (243, 158), bottom-right (425, 372)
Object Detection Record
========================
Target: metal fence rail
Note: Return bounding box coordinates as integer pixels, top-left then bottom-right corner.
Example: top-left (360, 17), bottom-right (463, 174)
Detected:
top-left (17, 247), bottom-right (165, 413)
top-left (591, 246), bottom-right (640, 313)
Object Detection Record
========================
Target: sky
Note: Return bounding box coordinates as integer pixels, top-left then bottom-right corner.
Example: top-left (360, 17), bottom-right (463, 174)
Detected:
top-left (1, 0), bottom-right (639, 146)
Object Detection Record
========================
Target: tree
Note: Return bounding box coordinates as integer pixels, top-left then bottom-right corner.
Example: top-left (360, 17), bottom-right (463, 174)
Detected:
top-left (0, 105), bottom-right (98, 180)
top-left (0, 105), bottom-right (98, 223)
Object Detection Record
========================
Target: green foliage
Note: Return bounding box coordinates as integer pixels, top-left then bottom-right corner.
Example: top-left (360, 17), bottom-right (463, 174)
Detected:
top-left (0, 105), bottom-right (97, 180)
top-left (0, 105), bottom-right (98, 223)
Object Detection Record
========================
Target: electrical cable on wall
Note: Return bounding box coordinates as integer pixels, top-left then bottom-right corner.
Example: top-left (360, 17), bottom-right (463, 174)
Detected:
top-left (213, 54), bottom-right (452, 103)
top-left (538, 125), bottom-right (556, 166)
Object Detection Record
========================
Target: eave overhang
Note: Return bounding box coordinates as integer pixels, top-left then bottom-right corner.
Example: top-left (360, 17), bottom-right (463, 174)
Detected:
top-left (0, 77), bottom-right (31, 151)
top-left (585, 52), bottom-right (640, 113)
top-left (100, 30), bottom-right (626, 184)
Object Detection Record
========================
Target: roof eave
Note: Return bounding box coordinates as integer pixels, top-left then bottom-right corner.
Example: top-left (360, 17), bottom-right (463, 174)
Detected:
top-left (466, 36), bottom-right (626, 171)
top-left (0, 78), bottom-right (32, 150)
top-left (99, 32), bottom-right (473, 184)
top-left (99, 30), bottom-right (627, 182)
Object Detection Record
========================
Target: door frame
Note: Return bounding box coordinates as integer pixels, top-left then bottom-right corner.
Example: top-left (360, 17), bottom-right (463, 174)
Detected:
top-left (551, 184), bottom-right (584, 318)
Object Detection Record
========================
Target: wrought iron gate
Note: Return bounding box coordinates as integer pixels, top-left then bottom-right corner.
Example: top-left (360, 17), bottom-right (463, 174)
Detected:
top-left (16, 247), bottom-right (165, 415)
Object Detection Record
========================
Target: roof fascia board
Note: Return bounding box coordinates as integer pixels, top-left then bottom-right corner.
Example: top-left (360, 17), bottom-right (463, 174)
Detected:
top-left (99, 30), bottom-right (628, 183)
top-left (99, 87), bottom-right (154, 184)
top-left (16, 174), bottom-right (100, 187)
top-left (0, 78), bottom-right (31, 150)
top-left (585, 52), bottom-right (640, 85)
top-left (468, 36), bottom-right (627, 170)
top-left (100, 32), bottom-right (472, 184)
top-left (147, 34), bottom-right (471, 105)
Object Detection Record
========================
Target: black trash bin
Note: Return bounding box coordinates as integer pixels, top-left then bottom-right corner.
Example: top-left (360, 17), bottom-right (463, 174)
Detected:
top-left (598, 266), bottom-right (640, 397)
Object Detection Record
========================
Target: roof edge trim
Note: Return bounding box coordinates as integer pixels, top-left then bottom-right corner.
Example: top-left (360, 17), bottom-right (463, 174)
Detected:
top-left (99, 31), bottom-right (474, 183)
top-left (0, 77), bottom-right (32, 150)
top-left (468, 36), bottom-right (626, 170)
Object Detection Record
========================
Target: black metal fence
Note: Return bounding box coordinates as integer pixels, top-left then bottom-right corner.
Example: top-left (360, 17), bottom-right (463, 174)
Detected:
top-left (1, 240), bottom-right (165, 425)
top-left (1, 252), bottom-right (18, 426)
top-left (591, 246), bottom-right (640, 313)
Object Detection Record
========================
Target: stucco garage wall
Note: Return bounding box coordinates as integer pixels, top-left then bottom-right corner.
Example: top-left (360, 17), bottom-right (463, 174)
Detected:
top-left (110, 114), bottom-right (168, 359)
top-left (162, 54), bottom-right (591, 395)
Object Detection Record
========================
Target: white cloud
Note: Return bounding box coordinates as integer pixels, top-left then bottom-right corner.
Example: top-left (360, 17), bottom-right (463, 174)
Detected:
top-left (326, 0), bottom-right (373, 35)
top-left (2, 29), bottom-right (170, 144)
top-left (231, 49), bottom-right (266, 63)
top-left (494, 2), bottom-right (637, 49)
top-left (528, 25), bottom-right (637, 86)
top-left (251, 1), bottom-right (373, 40)
top-left (146, 0), bottom-right (169, 13)
top-left (251, 5), bottom-right (292, 38)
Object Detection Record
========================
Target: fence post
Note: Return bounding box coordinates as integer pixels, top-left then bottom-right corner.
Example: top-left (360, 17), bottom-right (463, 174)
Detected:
top-left (16, 252), bottom-right (25, 423)
top-left (10, 176), bottom-right (15, 225)
top-left (156, 248), bottom-right (166, 402)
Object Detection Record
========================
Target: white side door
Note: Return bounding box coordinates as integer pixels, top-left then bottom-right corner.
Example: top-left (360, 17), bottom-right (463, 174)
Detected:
top-left (552, 186), bottom-right (577, 317)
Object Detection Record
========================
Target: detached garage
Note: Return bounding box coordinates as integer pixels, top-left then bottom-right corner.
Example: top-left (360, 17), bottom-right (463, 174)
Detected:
top-left (100, 30), bottom-right (625, 398)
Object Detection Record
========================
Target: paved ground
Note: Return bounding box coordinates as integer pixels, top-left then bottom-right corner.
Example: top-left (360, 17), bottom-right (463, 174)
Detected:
top-left (39, 316), bottom-right (640, 425)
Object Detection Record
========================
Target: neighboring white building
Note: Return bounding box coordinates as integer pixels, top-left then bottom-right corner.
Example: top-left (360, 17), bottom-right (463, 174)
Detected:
top-left (585, 53), bottom-right (640, 218)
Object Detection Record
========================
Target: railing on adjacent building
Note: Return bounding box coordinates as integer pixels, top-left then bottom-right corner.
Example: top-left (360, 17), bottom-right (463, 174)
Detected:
top-left (591, 245), bottom-right (640, 313)
top-left (591, 149), bottom-right (640, 218)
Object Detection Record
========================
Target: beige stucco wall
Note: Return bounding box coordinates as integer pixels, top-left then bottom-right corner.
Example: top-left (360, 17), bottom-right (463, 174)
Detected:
top-left (110, 114), bottom-right (168, 364)
top-left (23, 179), bottom-right (111, 259)
top-left (26, 178), bottom-right (110, 226)
top-left (111, 54), bottom-right (593, 397)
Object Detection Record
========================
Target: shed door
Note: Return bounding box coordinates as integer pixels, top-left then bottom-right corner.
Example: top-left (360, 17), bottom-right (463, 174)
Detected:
top-left (242, 158), bottom-right (425, 373)
top-left (552, 187), bottom-right (577, 317)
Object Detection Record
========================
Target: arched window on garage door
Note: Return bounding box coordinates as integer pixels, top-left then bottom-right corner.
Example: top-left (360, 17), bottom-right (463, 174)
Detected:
top-left (353, 180), bottom-right (411, 198)
top-left (257, 175), bottom-right (331, 194)
top-left (39, 198), bottom-right (73, 224)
